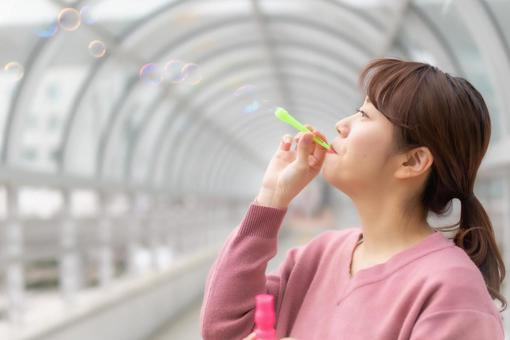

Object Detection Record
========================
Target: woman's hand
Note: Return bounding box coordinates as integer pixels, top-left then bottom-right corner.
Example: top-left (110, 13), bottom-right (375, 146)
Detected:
top-left (242, 331), bottom-right (296, 340)
top-left (256, 125), bottom-right (329, 209)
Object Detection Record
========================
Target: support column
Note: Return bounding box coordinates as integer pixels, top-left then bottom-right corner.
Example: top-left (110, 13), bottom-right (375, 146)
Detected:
top-left (98, 192), bottom-right (113, 288)
top-left (4, 185), bottom-right (25, 325)
top-left (127, 192), bottom-right (141, 276)
top-left (59, 190), bottom-right (81, 305)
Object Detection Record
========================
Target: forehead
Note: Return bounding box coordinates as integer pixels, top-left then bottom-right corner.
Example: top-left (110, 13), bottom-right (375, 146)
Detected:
top-left (362, 96), bottom-right (376, 111)
top-left (362, 96), bottom-right (388, 122)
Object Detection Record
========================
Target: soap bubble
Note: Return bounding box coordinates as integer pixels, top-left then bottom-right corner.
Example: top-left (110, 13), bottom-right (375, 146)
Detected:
top-left (244, 100), bottom-right (261, 113)
top-left (58, 8), bottom-right (81, 31)
top-left (233, 85), bottom-right (275, 114)
top-left (259, 100), bottom-right (278, 114)
top-left (164, 60), bottom-right (186, 83)
top-left (139, 64), bottom-right (162, 85)
top-left (3, 62), bottom-right (24, 82)
top-left (233, 84), bottom-right (256, 98)
top-left (233, 84), bottom-right (260, 113)
top-left (36, 22), bottom-right (59, 39)
top-left (88, 40), bottom-right (106, 58)
top-left (181, 63), bottom-right (202, 85)
top-left (80, 6), bottom-right (96, 25)
top-left (244, 99), bottom-right (275, 114)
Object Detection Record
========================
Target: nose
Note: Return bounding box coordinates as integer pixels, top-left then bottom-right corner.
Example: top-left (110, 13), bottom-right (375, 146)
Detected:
top-left (335, 119), bottom-right (349, 138)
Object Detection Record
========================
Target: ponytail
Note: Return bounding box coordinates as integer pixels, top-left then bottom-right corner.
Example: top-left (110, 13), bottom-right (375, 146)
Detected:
top-left (452, 193), bottom-right (507, 312)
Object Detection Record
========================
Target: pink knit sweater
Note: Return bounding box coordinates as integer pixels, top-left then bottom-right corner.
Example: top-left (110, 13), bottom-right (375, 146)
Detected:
top-left (200, 202), bottom-right (505, 339)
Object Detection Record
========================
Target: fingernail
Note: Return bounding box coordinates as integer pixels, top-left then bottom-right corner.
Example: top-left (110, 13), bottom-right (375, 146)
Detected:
top-left (283, 135), bottom-right (292, 144)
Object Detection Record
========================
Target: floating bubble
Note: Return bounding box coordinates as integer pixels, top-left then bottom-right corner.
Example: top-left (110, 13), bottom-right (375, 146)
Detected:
top-left (234, 84), bottom-right (257, 98)
top-left (80, 6), bottom-right (96, 25)
top-left (245, 99), bottom-right (276, 114)
top-left (36, 22), bottom-right (59, 39)
top-left (259, 100), bottom-right (278, 115)
top-left (139, 64), bottom-right (162, 85)
top-left (164, 60), bottom-right (186, 83)
top-left (58, 8), bottom-right (81, 31)
top-left (181, 63), bottom-right (202, 85)
top-left (233, 84), bottom-right (257, 113)
top-left (88, 40), bottom-right (106, 58)
top-left (232, 85), bottom-right (275, 114)
top-left (244, 100), bottom-right (260, 113)
top-left (3, 62), bottom-right (24, 82)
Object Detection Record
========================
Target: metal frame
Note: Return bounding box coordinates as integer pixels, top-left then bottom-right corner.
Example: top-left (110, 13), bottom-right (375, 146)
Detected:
top-left (2, 0), bottom-right (383, 188)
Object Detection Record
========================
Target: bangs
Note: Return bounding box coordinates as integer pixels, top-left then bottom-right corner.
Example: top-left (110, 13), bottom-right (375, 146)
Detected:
top-left (358, 58), bottom-right (435, 132)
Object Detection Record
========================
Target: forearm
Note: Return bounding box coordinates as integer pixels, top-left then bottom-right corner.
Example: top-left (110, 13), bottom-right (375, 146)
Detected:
top-left (200, 203), bottom-right (287, 340)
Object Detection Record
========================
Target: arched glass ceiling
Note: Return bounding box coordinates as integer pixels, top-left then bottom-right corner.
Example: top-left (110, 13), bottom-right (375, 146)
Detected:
top-left (0, 0), bottom-right (509, 196)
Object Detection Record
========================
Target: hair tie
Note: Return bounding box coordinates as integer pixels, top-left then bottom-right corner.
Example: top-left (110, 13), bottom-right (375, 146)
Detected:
top-left (460, 193), bottom-right (476, 203)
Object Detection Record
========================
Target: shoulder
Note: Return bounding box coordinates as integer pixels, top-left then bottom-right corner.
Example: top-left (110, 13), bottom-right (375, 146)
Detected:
top-left (414, 241), bottom-right (501, 318)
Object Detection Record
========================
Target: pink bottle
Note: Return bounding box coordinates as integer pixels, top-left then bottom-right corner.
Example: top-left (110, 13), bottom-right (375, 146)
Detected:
top-left (254, 294), bottom-right (277, 340)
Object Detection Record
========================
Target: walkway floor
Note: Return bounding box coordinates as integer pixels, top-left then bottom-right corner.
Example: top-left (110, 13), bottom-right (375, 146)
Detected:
top-left (146, 226), bottom-right (324, 340)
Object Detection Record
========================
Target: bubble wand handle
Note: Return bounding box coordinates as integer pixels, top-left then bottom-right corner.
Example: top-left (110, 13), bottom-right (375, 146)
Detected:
top-left (274, 107), bottom-right (330, 150)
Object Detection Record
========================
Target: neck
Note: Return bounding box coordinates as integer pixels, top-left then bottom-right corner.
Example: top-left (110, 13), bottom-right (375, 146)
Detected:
top-left (353, 194), bottom-right (435, 263)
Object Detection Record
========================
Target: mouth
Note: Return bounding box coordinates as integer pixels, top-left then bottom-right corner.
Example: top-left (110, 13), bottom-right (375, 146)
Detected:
top-left (327, 144), bottom-right (338, 154)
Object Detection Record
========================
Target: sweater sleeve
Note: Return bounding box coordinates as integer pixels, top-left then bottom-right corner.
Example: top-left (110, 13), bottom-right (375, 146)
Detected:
top-left (410, 309), bottom-right (505, 339)
top-left (200, 201), bottom-right (298, 340)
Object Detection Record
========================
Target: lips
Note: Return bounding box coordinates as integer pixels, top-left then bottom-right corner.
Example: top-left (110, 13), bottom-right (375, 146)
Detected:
top-left (327, 144), bottom-right (338, 154)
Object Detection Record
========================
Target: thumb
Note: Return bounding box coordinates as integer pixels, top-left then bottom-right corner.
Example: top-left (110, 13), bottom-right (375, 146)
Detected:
top-left (296, 132), bottom-right (313, 164)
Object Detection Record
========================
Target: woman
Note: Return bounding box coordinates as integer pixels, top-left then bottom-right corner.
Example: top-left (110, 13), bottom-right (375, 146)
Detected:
top-left (200, 58), bottom-right (506, 340)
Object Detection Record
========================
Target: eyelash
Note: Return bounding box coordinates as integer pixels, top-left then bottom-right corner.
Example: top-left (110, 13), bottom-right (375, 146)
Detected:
top-left (356, 109), bottom-right (368, 118)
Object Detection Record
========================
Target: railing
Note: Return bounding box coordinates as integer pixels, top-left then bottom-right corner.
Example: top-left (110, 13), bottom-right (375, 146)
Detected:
top-left (0, 171), bottom-right (249, 336)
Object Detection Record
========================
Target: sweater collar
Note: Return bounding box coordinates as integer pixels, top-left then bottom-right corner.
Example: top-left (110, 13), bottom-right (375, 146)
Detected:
top-left (336, 228), bottom-right (453, 304)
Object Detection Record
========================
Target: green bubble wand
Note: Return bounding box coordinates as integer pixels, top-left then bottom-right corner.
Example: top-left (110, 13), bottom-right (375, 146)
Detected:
top-left (274, 107), bottom-right (331, 150)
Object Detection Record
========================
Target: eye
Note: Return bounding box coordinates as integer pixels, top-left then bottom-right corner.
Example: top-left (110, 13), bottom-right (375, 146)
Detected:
top-left (356, 109), bottom-right (369, 118)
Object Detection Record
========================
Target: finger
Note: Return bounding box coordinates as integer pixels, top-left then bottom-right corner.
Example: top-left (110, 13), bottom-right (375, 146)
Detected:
top-left (296, 132), bottom-right (314, 164)
top-left (310, 130), bottom-right (328, 167)
top-left (293, 131), bottom-right (304, 144)
top-left (304, 124), bottom-right (319, 155)
top-left (293, 132), bottom-right (304, 151)
top-left (280, 134), bottom-right (293, 151)
top-left (242, 332), bottom-right (256, 340)
top-left (312, 130), bottom-right (329, 153)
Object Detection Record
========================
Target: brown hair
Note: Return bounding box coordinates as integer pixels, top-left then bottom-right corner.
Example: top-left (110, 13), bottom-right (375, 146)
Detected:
top-left (359, 58), bottom-right (506, 312)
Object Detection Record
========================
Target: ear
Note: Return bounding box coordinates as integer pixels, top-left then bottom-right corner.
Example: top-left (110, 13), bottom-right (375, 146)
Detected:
top-left (394, 146), bottom-right (433, 179)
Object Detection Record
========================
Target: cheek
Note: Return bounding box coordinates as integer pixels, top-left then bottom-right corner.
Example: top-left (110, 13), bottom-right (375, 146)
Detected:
top-left (323, 128), bottom-right (391, 179)
top-left (349, 129), bottom-right (391, 165)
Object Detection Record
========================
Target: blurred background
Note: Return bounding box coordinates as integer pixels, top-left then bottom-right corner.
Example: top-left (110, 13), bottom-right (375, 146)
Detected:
top-left (0, 0), bottom-right (509, 339)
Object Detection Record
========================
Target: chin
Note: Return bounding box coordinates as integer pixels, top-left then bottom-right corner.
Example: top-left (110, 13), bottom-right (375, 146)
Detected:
top-left (322, 163), bottom-right (356, 197)
top-left (321, 161), bottom-right (339, 187)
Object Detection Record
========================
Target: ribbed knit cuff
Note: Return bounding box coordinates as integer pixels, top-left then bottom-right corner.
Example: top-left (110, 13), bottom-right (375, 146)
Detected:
top-left (237, 201), bottom-right (288, 239)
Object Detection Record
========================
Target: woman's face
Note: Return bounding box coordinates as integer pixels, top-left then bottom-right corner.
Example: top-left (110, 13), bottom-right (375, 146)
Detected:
top-left (322, 96), bottom-right (399, 197)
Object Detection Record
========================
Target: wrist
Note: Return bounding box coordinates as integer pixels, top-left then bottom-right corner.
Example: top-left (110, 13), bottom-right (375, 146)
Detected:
top-left (255, 188), bottom-right (289, 209)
